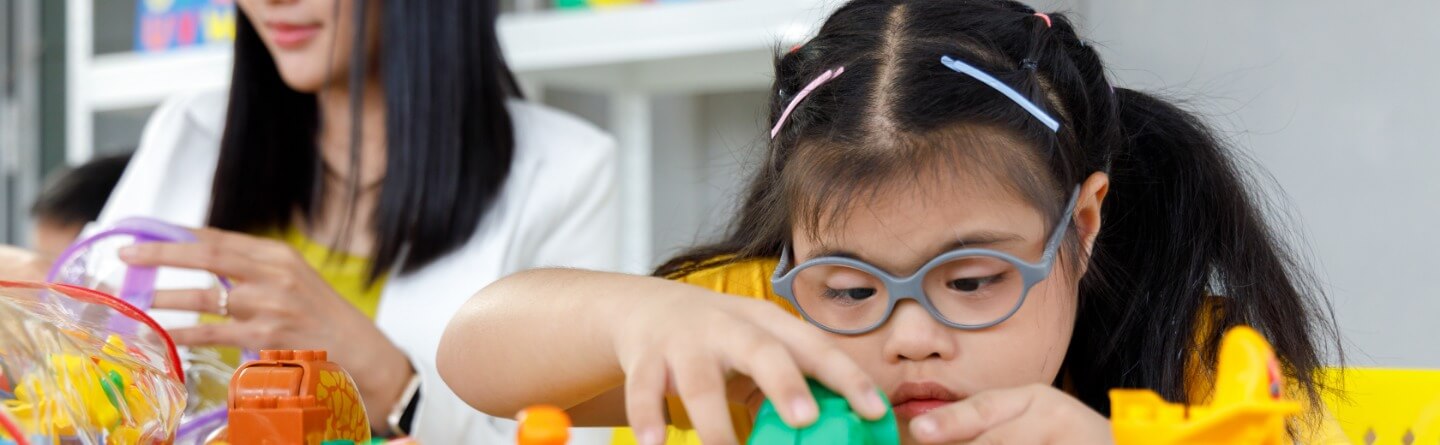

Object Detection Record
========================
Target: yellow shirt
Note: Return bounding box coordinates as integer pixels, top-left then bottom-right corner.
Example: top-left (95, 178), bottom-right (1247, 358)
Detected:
top-left (613, 256), bottom-right (1346, 444)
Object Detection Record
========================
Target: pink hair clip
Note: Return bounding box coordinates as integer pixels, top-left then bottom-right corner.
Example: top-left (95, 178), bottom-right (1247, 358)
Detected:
top-left (770, 67), bottom-right (845, 139)
top-left (1034, 12), bottom-right (1052, 28)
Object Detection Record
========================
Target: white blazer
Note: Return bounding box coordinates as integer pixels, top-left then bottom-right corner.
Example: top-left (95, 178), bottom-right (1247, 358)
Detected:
top-left (97, 89), bottom-right (620, 444)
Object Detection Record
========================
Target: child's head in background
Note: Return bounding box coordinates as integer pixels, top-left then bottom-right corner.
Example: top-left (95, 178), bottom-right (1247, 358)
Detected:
top-left (660, 0), bottom-right (1337, 424)
top-left (30, 153), bottom-right (131, 259)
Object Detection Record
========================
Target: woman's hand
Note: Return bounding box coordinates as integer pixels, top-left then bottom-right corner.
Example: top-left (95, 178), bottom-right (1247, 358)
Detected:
top-left (909, 384), bottom-right (1113, 444)
top-left (119, 228), bottom-right (412, 429)
top-left (613, 291), bottom-right (888, 445)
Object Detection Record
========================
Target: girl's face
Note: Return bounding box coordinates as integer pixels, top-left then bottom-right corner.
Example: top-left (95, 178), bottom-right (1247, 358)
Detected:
top-left (790, 171), bottom-right (1104, 443)
top-left (237, 0), bottom-right (379, 92)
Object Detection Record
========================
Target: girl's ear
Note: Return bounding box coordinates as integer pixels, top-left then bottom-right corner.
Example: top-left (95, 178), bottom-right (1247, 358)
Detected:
top-left (1076, 171), bottom-right (1110, 263)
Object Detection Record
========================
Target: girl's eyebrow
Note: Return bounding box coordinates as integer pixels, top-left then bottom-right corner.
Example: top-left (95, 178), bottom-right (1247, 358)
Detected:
top-left (950, 231), bottom-right (1028, 249)
top-left (808, 231), bottom-right (1027, 264)
top-left (924, 231), bottom-right (1028, 259)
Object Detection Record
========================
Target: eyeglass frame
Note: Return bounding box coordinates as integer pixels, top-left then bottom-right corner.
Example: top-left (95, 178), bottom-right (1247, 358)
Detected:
top-left (770, 186), bottom-right (1081, 335)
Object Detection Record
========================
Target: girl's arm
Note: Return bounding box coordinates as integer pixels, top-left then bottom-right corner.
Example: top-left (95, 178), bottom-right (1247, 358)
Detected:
top-left (437, 268), bottom-right (669, 421)
top-left (437, 268), bottom-right (889, 445)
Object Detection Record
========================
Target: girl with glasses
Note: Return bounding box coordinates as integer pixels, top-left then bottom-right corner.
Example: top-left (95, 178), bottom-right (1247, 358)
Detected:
top-left (439, 1), bottom-right (1340, 443)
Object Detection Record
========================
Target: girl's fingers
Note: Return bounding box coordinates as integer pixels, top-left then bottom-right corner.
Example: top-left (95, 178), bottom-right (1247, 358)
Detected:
top-left (670, 352), bottom-right (740, 445)
top-left (910, 386), bottom-right (1036, 444)
top-left (757, 310), bottom-right (886, 419)
top-left (623, 356), bottom-right (669, 445)
top-left (721, 329), bottom-right (817, 428)
top-left (792, 344), bottom-right (886, 420)
top-left (960, 414), bottom-right (1052, 445)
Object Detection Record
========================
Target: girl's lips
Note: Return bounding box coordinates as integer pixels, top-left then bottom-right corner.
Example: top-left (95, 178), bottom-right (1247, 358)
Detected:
top-left (265, 21), bottom-right (322, 49)
top-left (892, 399), bottom-right (951, 418)
top-left (890, 381), bottom-right (963, 418)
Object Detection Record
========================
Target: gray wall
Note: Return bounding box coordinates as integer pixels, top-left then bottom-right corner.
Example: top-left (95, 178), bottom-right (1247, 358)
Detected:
top-left (1062, 0), bottom-right (1439, 366)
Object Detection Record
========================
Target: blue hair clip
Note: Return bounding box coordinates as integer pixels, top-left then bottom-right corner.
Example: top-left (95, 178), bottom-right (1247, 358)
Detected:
top-left (939, 55), bottom-right (1061, 132)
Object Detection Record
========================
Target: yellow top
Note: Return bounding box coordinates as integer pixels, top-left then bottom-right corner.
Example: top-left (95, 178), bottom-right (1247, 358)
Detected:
top-left (613, 256), bottom-right (1362, 444)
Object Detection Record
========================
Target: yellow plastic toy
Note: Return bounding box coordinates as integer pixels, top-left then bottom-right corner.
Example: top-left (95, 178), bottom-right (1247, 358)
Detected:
top-left (2, 335), bottom-right (166, 442)
top-left (1319, 367), bottom-right (1440, 444)
top-left (1110, 326), bottom-right (1301, 445)
top-left (2, 281), bottom-right (189, 444)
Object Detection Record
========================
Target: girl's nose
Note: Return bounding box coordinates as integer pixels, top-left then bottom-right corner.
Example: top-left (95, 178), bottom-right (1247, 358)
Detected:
top-left (880, 300), bottom-right (959, 363)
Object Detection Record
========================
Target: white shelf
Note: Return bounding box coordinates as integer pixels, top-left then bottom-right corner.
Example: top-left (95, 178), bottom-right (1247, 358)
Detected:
top-left (86, 48), bottom-right (234, 111)
top-left (504, 0), bottom-right (837, 92)
top-left (504, 0), bottom-right (831, 70)
top-left (82, 0), bottom-right (839, 111)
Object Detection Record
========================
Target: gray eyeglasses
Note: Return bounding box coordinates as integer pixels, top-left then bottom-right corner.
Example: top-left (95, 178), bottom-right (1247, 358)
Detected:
top-left (771, 186), bottom-right (1080, 335)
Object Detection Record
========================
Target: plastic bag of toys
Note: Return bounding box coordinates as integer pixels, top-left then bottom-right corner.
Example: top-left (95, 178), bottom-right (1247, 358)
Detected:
top-left (0, 281), bottom-right (187, 444)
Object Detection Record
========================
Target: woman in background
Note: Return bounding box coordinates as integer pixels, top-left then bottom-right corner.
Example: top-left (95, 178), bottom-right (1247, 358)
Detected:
top-left (98, 0), bottom-right (620, 442)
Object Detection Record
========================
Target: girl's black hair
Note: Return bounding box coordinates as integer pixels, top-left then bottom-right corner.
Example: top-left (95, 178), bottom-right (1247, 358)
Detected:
top-left (210, 0), bottom-right (521, 284)
top-left (657, 0), bottom-right (1339, 416)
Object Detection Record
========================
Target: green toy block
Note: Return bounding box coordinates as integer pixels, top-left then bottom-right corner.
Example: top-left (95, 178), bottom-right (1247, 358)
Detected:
top-left (747, 379), bottom-right (899, 445)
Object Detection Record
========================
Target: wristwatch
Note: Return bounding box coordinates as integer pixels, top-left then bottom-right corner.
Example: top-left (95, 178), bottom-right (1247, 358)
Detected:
top-left (387, 373), bottom-right (422, 436)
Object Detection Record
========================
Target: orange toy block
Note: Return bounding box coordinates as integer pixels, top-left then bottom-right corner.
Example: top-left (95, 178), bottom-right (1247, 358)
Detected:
top-left (225, 350), bottom-right (371, 445)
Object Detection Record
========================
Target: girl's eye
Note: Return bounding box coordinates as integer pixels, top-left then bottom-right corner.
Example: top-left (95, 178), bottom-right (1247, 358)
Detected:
top-left (948, 275), bottom-right (1002, 292)
top-left (823, 287), bottom-right (877, 301)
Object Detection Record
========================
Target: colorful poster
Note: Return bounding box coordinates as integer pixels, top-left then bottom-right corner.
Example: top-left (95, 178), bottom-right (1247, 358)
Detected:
top-left (134, 0), bottom-right (237, 53)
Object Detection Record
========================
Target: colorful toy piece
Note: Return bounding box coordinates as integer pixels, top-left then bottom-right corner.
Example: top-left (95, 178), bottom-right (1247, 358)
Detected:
top-left (1110, 326), bottom-right (1301, 445)
top-left (748, 379), bottom-right (899, 445)
top-left (3, 335), bottom-right (163, 441)
top-left (517, 405), bottom-right (571, 445)
top-left (221, 349), bottom-right (370, 445)
top-left (1, 281), bottom-right (188, 445)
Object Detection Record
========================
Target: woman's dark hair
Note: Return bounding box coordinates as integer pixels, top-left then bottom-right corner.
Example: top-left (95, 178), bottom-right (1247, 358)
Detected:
top-left (31, 152), bottom-right (133, 226)
top-left (210, 0), bottom-right (521, 283)
top-left (657, 0), bottom-right (1339, 418)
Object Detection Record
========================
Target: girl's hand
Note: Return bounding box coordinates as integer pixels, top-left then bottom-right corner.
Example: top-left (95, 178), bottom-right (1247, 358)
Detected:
top-left (909, 384), bottom-right (1113, 444)
top-left (613, 290), bottom-right (888, 445)
top-left (119, 228), bottom-right (413, 429)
